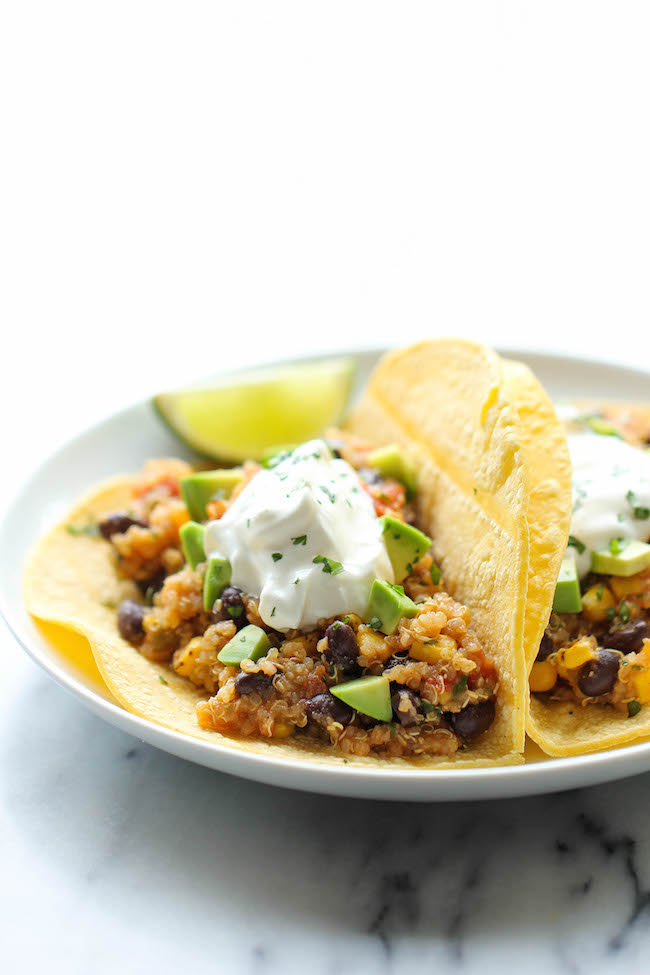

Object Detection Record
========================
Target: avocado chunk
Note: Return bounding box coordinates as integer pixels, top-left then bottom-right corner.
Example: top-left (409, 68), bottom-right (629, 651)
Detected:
top-left (202, 556), bottom-right (232, 611)
top-left (217, 624), bottom-right (271, 667)
top-left (331, 675), bottom-right (392, 722)
top-left (379, 515), bottom-right (432, 581)
top-left (368, 444), bottom-right (417, 498)
top-left (365, 578), bottom-right (418, 635)
top-left (179, 521), bottom-right (206, 569)
top-left (591, 539), bottom-right (650, 577)
top-left (180, 469), bottom-right (243, 522)
top-left (553, 554), bottom-right (582, 613)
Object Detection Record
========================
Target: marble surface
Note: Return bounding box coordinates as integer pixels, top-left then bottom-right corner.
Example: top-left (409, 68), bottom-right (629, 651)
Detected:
top-left (2, 626), bottom-right (650, 974)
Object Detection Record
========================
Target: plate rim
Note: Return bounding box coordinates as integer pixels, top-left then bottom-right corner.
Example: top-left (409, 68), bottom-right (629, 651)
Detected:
top-left (4, 343), bottom-right (650, 799)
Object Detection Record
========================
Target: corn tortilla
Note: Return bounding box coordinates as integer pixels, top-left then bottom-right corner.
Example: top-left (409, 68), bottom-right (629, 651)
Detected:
top-left (25, 340), bottom-right (535, 767)
top-left (346, 339), bottom-right (531, 762)
top-left (526, 402), bottom-right (650, 757)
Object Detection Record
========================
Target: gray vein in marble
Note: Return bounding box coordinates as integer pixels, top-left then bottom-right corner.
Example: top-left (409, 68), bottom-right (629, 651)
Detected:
top-left (5, 665), bottom-right (650, 974)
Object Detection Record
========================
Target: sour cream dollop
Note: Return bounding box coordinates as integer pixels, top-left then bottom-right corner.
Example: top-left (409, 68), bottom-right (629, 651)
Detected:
top-left (203, 439), bottom-right (394, 631)
top-left (567, 427), bottom-right (650, 578)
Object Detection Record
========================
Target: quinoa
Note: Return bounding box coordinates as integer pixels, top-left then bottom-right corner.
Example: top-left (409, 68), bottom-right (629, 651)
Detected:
top-left (97, 436), bottom-right (499, 758)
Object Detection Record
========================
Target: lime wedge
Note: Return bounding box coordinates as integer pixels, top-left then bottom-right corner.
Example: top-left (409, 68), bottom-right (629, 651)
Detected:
top-left (153, 357), bottom-right (356, 462)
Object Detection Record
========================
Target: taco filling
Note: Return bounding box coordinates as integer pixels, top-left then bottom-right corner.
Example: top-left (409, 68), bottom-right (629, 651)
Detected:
top-left (531, 406), bottom-right (650, 718)
top-left (87, 433), bottom-right (499, 758)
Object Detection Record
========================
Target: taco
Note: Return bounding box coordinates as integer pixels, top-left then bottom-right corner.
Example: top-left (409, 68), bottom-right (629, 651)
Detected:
top-left (24, 340), bottom-right (533, 767)
top-left (526, 402), bottom-right (650, 756)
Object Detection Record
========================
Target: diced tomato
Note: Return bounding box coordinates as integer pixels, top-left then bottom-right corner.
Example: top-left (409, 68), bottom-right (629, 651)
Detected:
top-left (361, 479), bottom-right (406, 519)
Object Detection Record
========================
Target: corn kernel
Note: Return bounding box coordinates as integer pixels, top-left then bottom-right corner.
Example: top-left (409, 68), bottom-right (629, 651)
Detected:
top-left (172, 636), bottom-right (202, 677)
top-left (562, 640), bottom-right (595, 672)
top-left (411, 634), bottom-right (456, 664)
top-left (357, 627), bottom-right (391, 662)
top-left (529, 660), bottom-right (557, 692)
top-left (630, 669), bottom-right (650, 705)
top-left (610, 575), bottom-right (646, 600)
top-left (581, 584), bottom-right (615, 623)
top-left (273, 721), bottom-right (294, 738)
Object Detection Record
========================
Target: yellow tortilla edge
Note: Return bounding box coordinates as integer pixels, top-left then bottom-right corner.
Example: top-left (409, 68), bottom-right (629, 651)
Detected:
top-left (524, 400), bottom-right (650, 756)
top-left (346, 338), bottom-right (531, 763)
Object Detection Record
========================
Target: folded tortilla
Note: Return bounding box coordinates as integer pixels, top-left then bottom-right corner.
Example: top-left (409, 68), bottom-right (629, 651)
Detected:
top-left (25, 339), bottom-right (536, 767)
top-left (346, 339), bottom-right (531, 763)
top-left (525, 402), bottom-right (650, 756)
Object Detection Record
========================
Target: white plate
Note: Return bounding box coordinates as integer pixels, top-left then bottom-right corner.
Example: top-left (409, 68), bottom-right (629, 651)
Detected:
top-left (3, 347), bottom-right (650, 802)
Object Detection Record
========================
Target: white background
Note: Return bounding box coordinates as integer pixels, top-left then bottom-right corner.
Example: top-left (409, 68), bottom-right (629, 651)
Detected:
top-left (2, 5), bottom-right (650, 972)
top-left (2, 0), bottom-right (650, 488)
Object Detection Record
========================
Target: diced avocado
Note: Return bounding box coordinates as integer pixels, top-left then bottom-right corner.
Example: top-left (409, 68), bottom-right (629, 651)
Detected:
top-left (368, 444), bottom-right (417, 498)
top-left (202, 556), bottom-right (231, 611)
top-left (379, 515), bottom-right (432, 581)
top-left (180, 469), bottom-right (243, 521)
top-left (587, 416), bottom-right (622, 438)
top-left (331, 675), bottom-right (392, 722)
top-left (591, 539), bottom-right (650, 577)
top-left (179, 521), bottom-right (206, 569)
top-left (217, 624), bottom-right (271, 667)
top-left (553, 554), bottom-right (582, 613)
top-left (365, 578), bottom-right (418, 635)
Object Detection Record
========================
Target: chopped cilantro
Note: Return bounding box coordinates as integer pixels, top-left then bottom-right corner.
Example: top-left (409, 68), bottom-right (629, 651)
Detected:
top-left (568, 535), bottom-right (586, 555)
top-left (294, 578), bottom-right (300, 585)
top-left (319, 485), bottom-right (336, 503)
top-left (313, 555), bottom-right (344, 575)
top-left (606, 607), bottom-right (616, 622)
top-left (628, 700), bottom-right (642, 718)
top-left (263, 450), bottom-right (291, 469)
top-left (619, 600), bottom-right (631, 623)
top-left (227, 605), bottom-right (243, 618)
top-left (596, 584), bottom-right (604, 600)
top-left (66, 522), bottom-right (99, 537)
top-left (291, 535), bottom-right (307, 546)
top-left (430, 562), bottom-right (441, 586)
top-left (420, 701), bottom-right (441, 716)
top-left (271, 607), bottom-right (276, 617)
top-left (626, 490), bottom-right (650, 520)
top-left (453, 675), bottom-right (469, 696)
top-left (369, 616), bottom-right (383, 631)
top-left (158, 675), bottom-right (168, 686)
top-left (473, 487), bottom-right (477, 496)
top-left (272, 552), bottom-right (283, 562)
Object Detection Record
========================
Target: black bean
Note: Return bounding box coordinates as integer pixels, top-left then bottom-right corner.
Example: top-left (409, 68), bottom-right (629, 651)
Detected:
top-left (137, 568), bottom-right (167, 601)
top-left (234, 672), bottom-right (274, 696)
top-left (324, 622), bottom-right (360, 676)
top-left (605, 620), bottom-right (650, 655)
top-left (445, 698), bottom-right (496, 739)
top-left (325, 438), bottom-right (345, 459)
top-left (391, 687), bottom-right (420, 727)
top-left (218, 586), bottom-right (247, 629)
top-left (384, 654), bottom-right (410, 671)
top-left (305, 693), bottom-right (354, 728)
top-left (577, 649), bottom-right (621, 697)
top-left (99, 512), bottom-right (148, 539)
top-left (117, 600), bottom-right (146, 645)
top-left (537, 631), bottom-right (555, 661)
